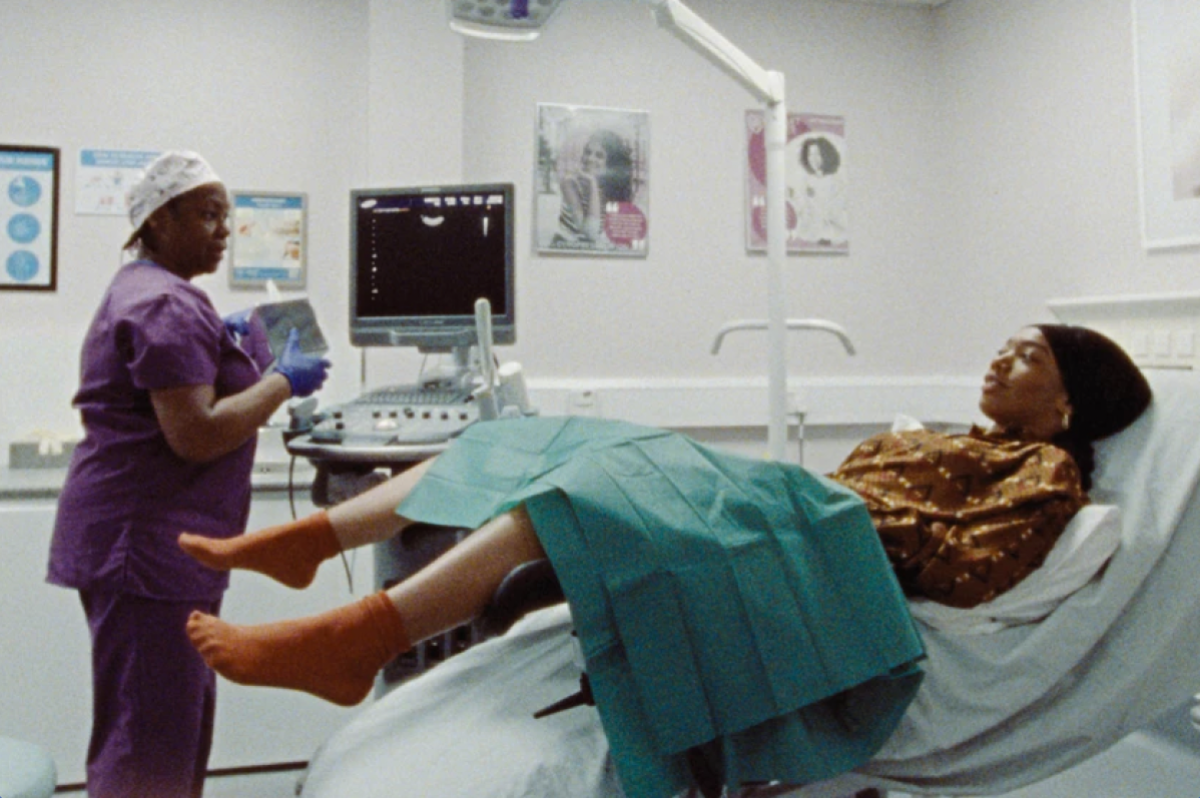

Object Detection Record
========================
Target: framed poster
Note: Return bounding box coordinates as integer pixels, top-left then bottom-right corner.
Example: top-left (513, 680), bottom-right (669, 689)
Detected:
top-left (1134, 0), bottom-right (1200, 249)
top-left (1, 144), bottom-right (59, 291)
top-left (745, 111), bottom-right (848, 255)
top-left (535, 103), bottom-right (649, 256)
top-left (229, 191), bottom-right (307, 289)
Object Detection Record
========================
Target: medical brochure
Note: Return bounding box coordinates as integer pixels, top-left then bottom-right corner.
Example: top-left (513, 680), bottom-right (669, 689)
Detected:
top-left (254, 297), bottom-right (329, 360)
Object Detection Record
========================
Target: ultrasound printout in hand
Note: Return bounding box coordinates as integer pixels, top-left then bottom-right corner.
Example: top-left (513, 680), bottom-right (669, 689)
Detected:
top-left (254, 298), bottom-right (329, 361)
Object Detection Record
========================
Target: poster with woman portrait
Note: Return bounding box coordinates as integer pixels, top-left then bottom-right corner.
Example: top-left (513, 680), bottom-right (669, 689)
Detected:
top-left (745, 111), bottom-right (848, 255)
top-left (535, 104), bottom-right (649, 257)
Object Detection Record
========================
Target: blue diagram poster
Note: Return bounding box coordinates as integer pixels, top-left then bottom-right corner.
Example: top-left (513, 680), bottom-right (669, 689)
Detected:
top-left (1, 145), bottom-right (59, 291)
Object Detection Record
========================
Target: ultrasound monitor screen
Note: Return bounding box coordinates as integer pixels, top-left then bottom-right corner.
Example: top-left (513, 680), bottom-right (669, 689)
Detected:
top-left (350, 183), bottom-right (514, 349)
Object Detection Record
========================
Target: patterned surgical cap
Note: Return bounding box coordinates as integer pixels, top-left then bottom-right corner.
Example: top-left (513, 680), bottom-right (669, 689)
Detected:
top-left (126, 151), bottom-right (222, 231)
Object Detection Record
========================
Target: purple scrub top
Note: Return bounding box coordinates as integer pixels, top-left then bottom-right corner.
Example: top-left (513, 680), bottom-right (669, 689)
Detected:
top-left (48, 260), bottom-right (267, 601)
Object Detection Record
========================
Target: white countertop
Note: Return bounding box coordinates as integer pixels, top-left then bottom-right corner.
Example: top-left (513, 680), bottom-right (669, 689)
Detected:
top-left (0, 462), bottom-right (316, 502)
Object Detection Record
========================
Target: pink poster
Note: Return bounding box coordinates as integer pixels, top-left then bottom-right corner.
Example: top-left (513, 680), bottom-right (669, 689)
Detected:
top-left (745, 111), bottom-right (848, 255)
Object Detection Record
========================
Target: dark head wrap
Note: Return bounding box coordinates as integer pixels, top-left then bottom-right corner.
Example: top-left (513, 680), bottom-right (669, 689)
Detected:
top-left (1036, 324), bottom-right (1153, 490)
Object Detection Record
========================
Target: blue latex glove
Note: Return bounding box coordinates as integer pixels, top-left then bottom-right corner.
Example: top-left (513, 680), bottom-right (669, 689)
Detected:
top-left (275, 328), bottom-right (331, 398)
top-left (223, 308), bottom-right (253, 339)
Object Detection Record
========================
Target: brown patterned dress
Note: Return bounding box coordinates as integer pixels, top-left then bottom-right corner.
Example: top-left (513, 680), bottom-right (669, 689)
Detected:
top-left (829, 427), bottom-right (1087, 608)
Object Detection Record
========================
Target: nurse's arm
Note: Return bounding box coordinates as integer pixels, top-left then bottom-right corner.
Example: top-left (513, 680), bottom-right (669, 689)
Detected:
top-left (151, 375), bottom-right (293, 463)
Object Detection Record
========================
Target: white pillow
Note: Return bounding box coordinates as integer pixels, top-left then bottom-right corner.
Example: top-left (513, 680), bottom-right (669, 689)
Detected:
top-left (886, 415), bottom-right (1124, 634)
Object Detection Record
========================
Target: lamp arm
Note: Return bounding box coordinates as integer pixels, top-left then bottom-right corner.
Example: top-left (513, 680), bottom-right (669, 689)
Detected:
top-left (447, 0), bottom-right (794, 459)
top-left (642, 0), bottom-right (782, 104)
top-left (641, 0), bottom-right (790, 458)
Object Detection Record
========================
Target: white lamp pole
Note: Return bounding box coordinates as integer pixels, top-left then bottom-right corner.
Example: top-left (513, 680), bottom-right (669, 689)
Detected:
top-left (642, 0), bottom-right (794, 460)
top-left (763, 80), bottom-right (789, 461)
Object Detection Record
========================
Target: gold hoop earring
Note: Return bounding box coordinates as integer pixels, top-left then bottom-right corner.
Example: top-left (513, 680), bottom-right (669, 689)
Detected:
top-left (1061, 411), bottom-right (1071, 431)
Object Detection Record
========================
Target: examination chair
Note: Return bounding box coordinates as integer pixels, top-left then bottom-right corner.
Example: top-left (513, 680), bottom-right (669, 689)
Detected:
top-left (484, 560), bottom-right (755, 794)
top-left (300, 369), bottom-right (1200, 798)
top-left (483, 560), bottom-right (885, 798)
top-left (0, 736), bottom-right (57, 798)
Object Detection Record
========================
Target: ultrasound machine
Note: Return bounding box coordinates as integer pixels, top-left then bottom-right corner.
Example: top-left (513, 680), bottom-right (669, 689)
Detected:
top-left (284, 181), bottom-right (528, 505)
top-left (286, 181), bottom-right (521, 472)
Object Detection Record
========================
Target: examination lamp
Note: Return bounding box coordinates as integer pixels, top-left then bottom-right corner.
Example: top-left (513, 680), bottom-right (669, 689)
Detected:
top-left (447, 0), bottom-right (569, 42)
top-left (447, 0), bottom-right (804, 461)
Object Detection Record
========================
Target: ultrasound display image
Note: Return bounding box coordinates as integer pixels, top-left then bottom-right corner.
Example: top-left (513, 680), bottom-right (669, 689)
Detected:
top-left (356, 190), bottom-right (508, 320)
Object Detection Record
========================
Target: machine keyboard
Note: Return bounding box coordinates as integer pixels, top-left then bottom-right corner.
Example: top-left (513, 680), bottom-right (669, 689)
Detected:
top-left (353, 385), bottom-right (471, 406)
top-left (308, 384), bottom-right (477, 447)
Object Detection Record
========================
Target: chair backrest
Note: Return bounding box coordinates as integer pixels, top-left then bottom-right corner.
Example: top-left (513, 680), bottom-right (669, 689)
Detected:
top-left (856, 369), bottom-right (1200, 794)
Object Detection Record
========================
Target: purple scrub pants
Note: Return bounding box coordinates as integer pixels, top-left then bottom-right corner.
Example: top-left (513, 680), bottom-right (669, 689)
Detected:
top-left (80, 590), bottom-right (221, 798)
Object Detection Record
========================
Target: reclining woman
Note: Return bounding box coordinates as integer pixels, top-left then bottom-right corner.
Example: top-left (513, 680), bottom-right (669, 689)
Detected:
top-left (180, 324), bottom-right (1151, 798)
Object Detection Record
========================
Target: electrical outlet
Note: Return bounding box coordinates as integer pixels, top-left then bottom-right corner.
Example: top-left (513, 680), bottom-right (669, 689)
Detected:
top-left (1174, 329), bottom-right (1195, 359)
top-left (567, 389), bottom-right (601, 417)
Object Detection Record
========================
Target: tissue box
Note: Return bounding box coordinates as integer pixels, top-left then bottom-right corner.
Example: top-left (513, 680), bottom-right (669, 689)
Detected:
top-left (9, 441), bottom-right (77, 469)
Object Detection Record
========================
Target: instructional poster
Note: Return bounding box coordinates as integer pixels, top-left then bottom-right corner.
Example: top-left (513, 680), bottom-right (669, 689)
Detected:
top-left (745, 111), bottom-right (848, 255)
top-left (229, 191), bottom-right (306, 289)
top-left (76, 149), bottom-right (158, 216)
top-left (535, 103), bottom-right (649, 257)
top-left (1, 145), bottom-right (59, 291)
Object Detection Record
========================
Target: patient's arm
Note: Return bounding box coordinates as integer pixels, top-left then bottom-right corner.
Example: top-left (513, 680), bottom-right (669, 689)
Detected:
top-left (896, 497), bottom-right (1082, 608)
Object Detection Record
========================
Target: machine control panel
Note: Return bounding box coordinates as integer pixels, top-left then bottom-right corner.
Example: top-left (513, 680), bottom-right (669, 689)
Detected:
top-left (305, 384), bottom-right (478, 448)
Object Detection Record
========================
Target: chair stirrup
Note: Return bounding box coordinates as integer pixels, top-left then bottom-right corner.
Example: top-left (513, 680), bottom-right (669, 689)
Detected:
top-left (532, 674), bottom-right (595, 719)
top-left (686, 743), bottom-right (724, 798)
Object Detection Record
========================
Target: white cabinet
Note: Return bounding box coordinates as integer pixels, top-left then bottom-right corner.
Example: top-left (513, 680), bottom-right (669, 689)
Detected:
top-left (0, 501), bottom-right (92, 786)
top-left (0, 490), bottom-right (373, 786)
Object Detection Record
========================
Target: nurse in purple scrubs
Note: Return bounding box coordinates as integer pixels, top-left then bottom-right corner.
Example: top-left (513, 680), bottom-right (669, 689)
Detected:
top-left (46, 151), bottom-right (330, 798)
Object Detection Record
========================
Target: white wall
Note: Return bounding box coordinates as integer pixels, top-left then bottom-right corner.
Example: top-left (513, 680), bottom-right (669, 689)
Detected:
top-left (456, 0), bottom-right (1200, 385)
top-left (0, 0), bottom-right (371, 450)
top-left (459, 0), bottom-right (946, 380)
top-left (930, 0), bottom-right (1197, 367)
top-left (2, 0), bottom-right (1199, 455)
